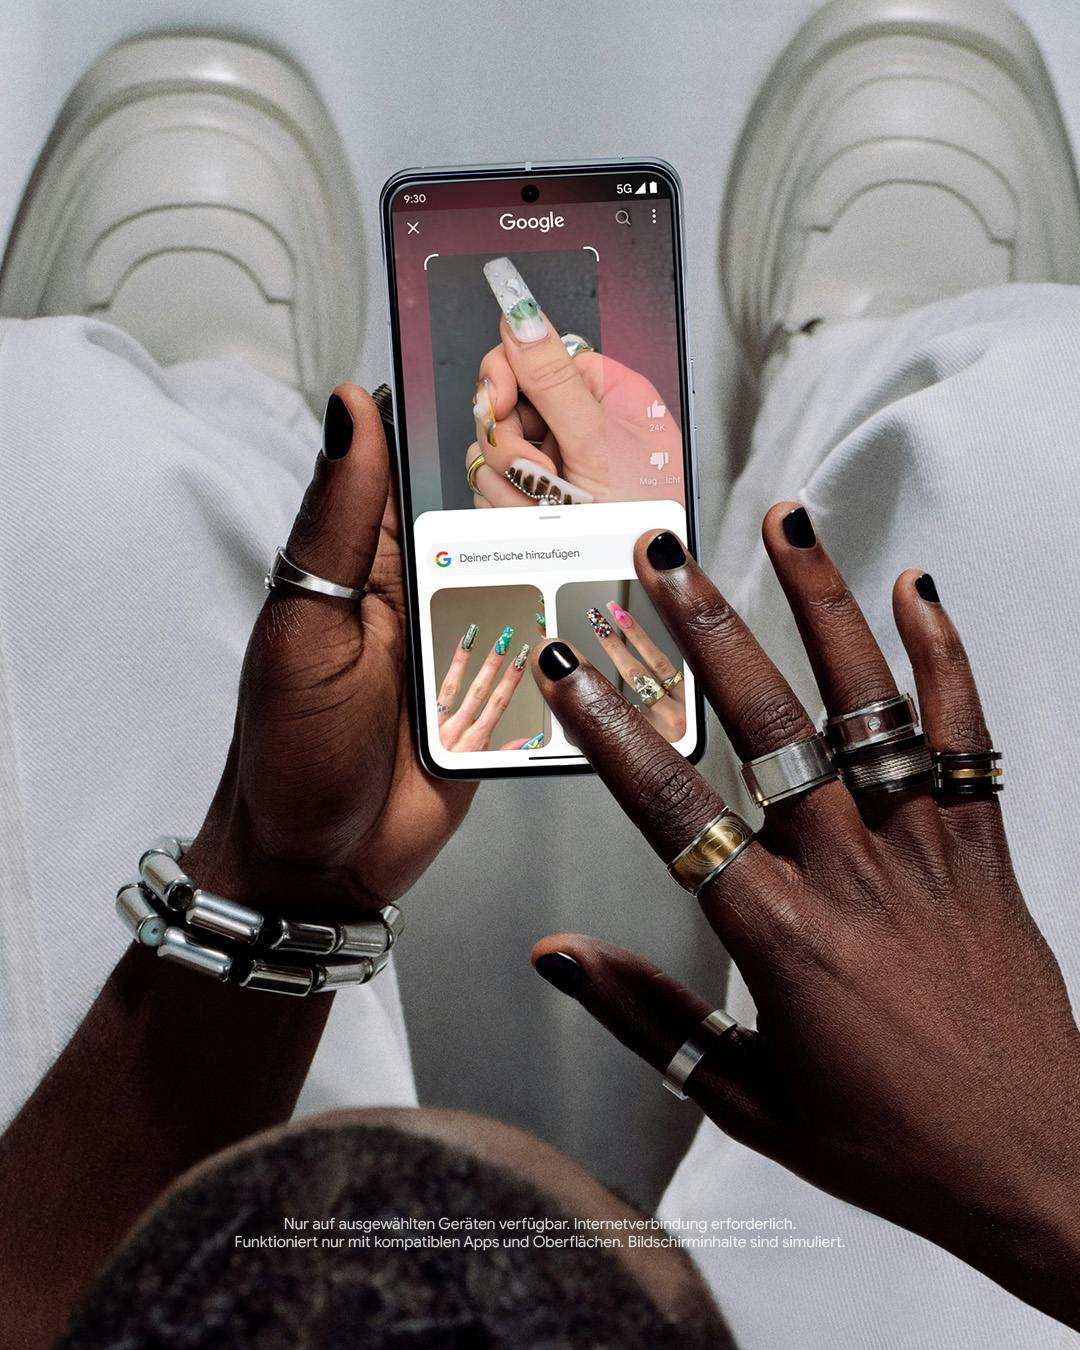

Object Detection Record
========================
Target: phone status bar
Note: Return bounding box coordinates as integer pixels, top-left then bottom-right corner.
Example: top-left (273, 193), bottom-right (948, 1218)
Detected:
top-left (390, 172), bottom-right (674, 211)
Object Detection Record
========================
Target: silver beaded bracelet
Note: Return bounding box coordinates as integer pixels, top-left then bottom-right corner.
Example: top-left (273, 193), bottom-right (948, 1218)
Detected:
top-left (115, 836), bottom-right (403, 997)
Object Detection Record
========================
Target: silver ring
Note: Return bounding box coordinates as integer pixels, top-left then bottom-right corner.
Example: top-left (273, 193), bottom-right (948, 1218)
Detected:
top-left (662, 1009), bottom-right (739, 1099)
top-left (265, 546), bottom-right (366, 603)
top-left (838, 732), bottom-right (933, 795)
top-left (825, 693), bottom-right (918, 752)
top-left (742, 732), bottom-right (836, 808)
top-left (561, 332), bottom-right (595, 358)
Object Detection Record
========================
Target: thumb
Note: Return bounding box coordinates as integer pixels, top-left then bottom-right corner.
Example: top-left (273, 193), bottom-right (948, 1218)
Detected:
top-left (530, 934), bottom-right (790, 1155)
top-left (282, 384), bottom-right (389, 595)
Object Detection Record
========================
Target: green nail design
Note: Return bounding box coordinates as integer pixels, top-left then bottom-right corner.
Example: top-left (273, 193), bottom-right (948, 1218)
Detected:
top-left (462, 623), bottom-right (479, 651)
top-left (495, 626), bottom-right (514, 655)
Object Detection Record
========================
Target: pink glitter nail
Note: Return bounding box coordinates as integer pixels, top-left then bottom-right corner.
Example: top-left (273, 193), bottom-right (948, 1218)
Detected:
top-left (607, 602), bottom-right (633, 629)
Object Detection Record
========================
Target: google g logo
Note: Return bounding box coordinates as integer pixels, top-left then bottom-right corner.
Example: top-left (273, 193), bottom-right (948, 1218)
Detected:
top-left (434, 551), bottom-right (452, 568)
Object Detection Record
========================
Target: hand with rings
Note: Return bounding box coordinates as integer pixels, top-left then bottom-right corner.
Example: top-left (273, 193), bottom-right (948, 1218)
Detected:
top-left (436, 625), bottom-right (539, 753)
top-left (528, 506), bottom-right (1080, 1333)
top-left (183, 386), bottom-right (477, 910)
top-left (584, 600), bottom-right (686, 743)
top-left (463, 257), bottom-right (682, 509)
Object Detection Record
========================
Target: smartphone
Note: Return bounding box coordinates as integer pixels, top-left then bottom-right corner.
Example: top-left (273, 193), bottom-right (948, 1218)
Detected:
top-left (380, 159), bottom-right (704, 779)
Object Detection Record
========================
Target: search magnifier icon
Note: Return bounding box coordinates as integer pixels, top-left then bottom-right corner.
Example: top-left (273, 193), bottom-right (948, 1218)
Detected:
top-left (615, 209), bottom-right (631, 226)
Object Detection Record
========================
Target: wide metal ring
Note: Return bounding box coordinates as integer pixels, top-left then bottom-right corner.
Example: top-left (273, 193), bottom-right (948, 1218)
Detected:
top-left (265, 546), bottom-right (366, 603)
top-left (742, 732), bottom-right (837, 808)
top-left (561, 332), bottom-right (595, 359)
top-left (838, 732), bottom-right (934, 795)
top-left (662, 1009), bottom-right (739, 1100)
top-left (933, 750), bottom-right (1003, 797)
top-left (466, 453), bottom-right (487, 493)
top-left (660, 670), bottom-right (684, 691)
top-left (667, 811), bottom-right (755, 896)
top-left (825, 693), bottom-right (918, 752)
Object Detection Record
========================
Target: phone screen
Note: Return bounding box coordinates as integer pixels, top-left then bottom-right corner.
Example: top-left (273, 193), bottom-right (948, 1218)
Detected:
top-left (381, 162), bottom-right (703, 777)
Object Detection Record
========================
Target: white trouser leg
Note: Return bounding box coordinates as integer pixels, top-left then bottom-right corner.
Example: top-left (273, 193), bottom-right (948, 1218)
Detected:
top-left (0, 317), bottom-right (415, 1129)
top-left (661, 283), bottom-right (1080, 1350)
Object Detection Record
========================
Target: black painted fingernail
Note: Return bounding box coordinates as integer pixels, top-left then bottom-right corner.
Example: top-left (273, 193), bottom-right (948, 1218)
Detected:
top-left (534, 952), bottom-right (585, 998)
top-left (915, 573), bottom-right (940, 603)
top-left (782, 506), bottom-right (816, 548)
top-left (322, 392), bottom-right (353, 459)
top-left (538, 641), bottom-right (578, 681)
top-left (646, 531), bottom-right (687, 571)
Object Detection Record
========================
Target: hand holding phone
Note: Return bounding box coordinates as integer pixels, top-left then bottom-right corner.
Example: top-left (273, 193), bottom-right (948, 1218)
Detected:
top-left (466, 278), bottom-right (685, 511)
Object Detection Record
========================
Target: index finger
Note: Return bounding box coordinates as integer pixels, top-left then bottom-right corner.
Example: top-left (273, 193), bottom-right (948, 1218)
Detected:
top-left (532, 640), bottom-right (782, 951)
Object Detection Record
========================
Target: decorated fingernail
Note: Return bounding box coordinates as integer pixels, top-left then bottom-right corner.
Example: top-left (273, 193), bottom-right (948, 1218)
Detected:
top-left (472, 377), bottom-right (497, 448)
top-left (522, 731), bottom-right (545, 750)
top-left (607, 601), bottom-right (633, 630)
top-left (461, 623), bottom-right (479, 651)
top-left (586, 607), bottom-right (613, 639)
top-left (483, 256), bottom-right (547, 343)
top-left (495, 626), bottom-right (514, 655)
top-left (535, 611), bottom-right (547, 634)
top-left (506, 457), bottom-right (594, 506)
top-left (512, 643), bottom-right (530, 670)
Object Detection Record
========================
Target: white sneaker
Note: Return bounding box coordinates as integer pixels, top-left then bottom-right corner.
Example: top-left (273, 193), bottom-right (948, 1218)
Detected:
top-left (0, 34), bottom-right (363, 411)
top-left (721, 0), bottom-right (1080, 377)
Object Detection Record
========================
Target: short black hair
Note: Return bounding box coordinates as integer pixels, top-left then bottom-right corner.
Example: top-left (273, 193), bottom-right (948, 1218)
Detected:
top-left (59, 1121), bottom-right (734, 1348)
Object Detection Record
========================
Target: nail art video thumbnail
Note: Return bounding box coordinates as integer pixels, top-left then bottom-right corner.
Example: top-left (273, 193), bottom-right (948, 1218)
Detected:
top-left (430, 584), bottom-right (551, 756)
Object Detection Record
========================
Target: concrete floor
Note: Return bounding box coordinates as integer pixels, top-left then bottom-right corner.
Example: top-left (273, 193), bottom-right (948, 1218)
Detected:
top-left (5, 0), bottom-right (1080, 1205)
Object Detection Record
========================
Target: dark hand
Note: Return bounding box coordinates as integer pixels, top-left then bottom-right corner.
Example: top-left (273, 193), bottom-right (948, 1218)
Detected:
top-left (530, 507), bottom-right (1080, 1329)
top-left (187, 385), bottom-right (474, 911)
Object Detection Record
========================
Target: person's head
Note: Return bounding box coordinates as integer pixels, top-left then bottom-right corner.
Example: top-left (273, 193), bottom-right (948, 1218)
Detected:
top-left (59, 1107), bottom-right (733, 1348)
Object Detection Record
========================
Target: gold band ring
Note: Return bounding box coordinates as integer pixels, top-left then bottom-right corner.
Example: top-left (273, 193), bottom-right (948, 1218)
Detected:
top-left (660, 671), bottom-right (684, 691)
top-left (667, 811), bottom-right (755, 896)
top-left (466, 454), bottom-right (487, 494)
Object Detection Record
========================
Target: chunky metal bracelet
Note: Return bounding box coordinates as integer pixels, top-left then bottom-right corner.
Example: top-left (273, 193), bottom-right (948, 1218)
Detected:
top-left (116, 836), bottom-right (403, 996)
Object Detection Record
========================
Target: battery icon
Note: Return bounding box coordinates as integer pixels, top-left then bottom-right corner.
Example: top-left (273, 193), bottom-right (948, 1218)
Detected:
top-left (649, 180), bottom-right (658, 194)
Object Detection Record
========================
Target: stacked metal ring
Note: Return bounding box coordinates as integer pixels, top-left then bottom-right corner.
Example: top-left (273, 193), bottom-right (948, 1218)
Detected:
top-left (933, 750), bottom-right (1003, 797)
top-left (825, 693), bottom-right (933, 795)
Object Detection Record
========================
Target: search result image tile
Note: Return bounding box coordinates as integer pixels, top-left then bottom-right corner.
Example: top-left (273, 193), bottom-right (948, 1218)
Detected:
top-left (431, 585), bottom-right (549, 752)
top-left (555, 579), bottom-right (686, 744)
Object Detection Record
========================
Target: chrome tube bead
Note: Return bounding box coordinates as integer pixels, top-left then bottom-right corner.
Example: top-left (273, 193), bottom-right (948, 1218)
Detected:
top-left (116, 883), bottom-right (167, 948)
top-left (236, 960), bottom-right (316, 996)
top-left (313, 958), bottom-right (378, 991)
top-left (186, 891), bottom-right (265, 945)
top-left (138, 849), bottom-right (196, 911)
top-left (157, 927), bottom-right (232, 980)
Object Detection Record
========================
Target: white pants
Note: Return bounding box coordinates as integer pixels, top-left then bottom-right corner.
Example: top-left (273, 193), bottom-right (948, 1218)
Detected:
top-left (1, 287), bottom-right (1078, 1349)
